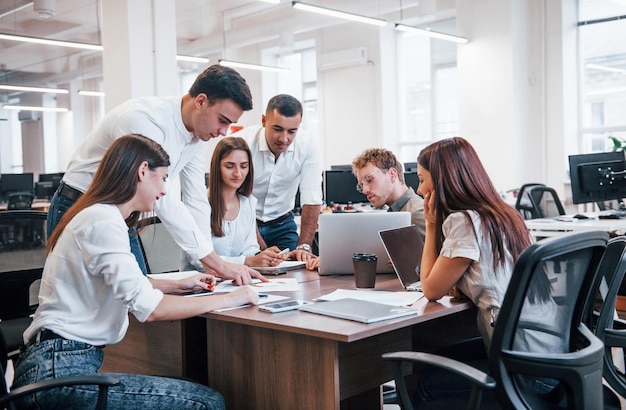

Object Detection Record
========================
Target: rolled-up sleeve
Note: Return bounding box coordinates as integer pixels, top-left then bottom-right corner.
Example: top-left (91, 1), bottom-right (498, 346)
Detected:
top-left (440, 212), bottom-right (480, 261)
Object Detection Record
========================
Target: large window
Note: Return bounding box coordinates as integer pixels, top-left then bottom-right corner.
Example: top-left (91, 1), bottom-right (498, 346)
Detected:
top-left (579, 0), bottom-right (626, 153)
top-left (396, 19), bottom-right (460, 164)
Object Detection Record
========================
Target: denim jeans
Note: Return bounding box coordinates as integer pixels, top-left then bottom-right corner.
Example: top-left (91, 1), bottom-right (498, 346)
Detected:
top-left (47, 189), bottom-right (148, 275)
top-left (12, 338), bottom-right (225, 409)
top-left (257, 212), bottom-right (298, 251)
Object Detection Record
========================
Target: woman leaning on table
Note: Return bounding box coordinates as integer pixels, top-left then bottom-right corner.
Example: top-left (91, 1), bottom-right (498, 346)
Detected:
top-left (12, 134), bottom-right (257, 409)
top-left (413, 136), bottom-right (542, 404)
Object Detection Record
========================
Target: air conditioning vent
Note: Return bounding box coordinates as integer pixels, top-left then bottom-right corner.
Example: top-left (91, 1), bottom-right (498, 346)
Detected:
top-left (318, 47), bottom-right (368, 71)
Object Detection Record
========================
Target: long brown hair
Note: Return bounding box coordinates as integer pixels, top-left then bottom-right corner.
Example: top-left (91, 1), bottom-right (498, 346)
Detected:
top-left (208, 137), bottom-right (254, 237)
top-left (417, 137), bottom-right (531, 268)
top-left (48, 134), bottom-right (170, 253)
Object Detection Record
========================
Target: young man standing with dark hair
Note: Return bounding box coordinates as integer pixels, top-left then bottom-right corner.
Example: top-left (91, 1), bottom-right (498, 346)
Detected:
top-left (48, 64), bottom-right (264, 285)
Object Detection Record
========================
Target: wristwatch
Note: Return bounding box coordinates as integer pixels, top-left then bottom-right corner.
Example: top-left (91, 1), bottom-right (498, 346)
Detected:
top-left (296, 244), bottom-right (312, 253)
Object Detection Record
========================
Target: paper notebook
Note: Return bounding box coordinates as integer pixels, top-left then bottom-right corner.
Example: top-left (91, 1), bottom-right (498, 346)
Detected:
top-left (251, 260), bottom-right (306, 275)
top-left (299, 298), bottom-right (418, 324)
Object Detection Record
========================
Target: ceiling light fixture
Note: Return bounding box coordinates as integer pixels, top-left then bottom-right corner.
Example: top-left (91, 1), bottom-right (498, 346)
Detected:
top-left (586, 63), bottom-right (626, 75)
top-left (219, 59), bottom-right (289, 73)
top-left (33, 0), bottom-right (55, 19)
top-left (176, 55), bottom-right (210, 64)
top-left (2, 105), bottom-right (69, 112)
top-left (292, 1), bottom-right (387, 27)
top-left (0, 84), bottom-right (69, 94)
top-left (395, 24), bottom-right (468, 44)
top-left (0, 2), bottom-right (33, 19)
top-left (0, 33), bottom-right (103, 50)
top-left (78, 90), bottom-right (105, 97)
top-left (258, 0), bottom-right (280, 4)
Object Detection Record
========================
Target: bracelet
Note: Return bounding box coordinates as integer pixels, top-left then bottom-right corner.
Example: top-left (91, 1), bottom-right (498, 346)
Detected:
top-left (296, 244), bottom-right (312, 253)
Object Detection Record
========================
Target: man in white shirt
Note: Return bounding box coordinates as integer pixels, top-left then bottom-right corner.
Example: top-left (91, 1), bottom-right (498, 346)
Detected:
top-left (352, 148), bottom-right (426, 240)
top-left (234, 94), bottom-right (323, 254)
top-left (47, 65), bottom-right (263, 285)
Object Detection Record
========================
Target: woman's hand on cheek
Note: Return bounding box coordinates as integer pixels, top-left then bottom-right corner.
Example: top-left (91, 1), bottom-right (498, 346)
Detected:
top-left (423, 191), bottom-right (437, 224)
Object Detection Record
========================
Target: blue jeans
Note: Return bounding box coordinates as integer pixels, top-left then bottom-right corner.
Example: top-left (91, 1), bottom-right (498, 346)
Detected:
top-left (257, 213), bottom-right (298, 251)
top-left (12, 338), bottom-right (224, 409)
top-left (47, 188), bottom-right (148, 275)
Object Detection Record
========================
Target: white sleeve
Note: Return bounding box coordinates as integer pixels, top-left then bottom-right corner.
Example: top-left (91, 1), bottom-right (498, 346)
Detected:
top-left (298, 135), bottom-right (324, 206)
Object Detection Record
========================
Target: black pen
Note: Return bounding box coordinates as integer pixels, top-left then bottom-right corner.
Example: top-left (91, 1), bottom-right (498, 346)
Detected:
top-left (259, 293), bottom-right (269, 299)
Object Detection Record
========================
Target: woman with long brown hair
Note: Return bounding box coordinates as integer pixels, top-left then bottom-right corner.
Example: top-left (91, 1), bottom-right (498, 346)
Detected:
top-left (414, 136), bottom-right (534, 404)
top-left (13, 134), bottom-right (256, 409)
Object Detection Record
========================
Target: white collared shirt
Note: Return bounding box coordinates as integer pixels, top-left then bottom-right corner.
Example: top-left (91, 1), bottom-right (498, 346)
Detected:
top-left (62, 96), bottom-right (213, 261)
top-left (24, 204), bottom-right (164, 346)
top-left (236, 125), bottom-right (323, 222)
top-left (212, 194), bottom-right (260, 264)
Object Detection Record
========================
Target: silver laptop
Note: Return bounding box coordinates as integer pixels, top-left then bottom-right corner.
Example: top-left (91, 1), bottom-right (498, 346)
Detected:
top-left (299, 298), bottom-right (417, 323)
top-left (318, 212), bottom-right (411, 275)
top-left (379, 225), bottom-right (424, 291)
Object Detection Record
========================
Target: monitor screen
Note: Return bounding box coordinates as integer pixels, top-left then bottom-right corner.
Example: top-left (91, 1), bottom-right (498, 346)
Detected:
top-left (324, 170), bottom-right (368, 205)
top-left (38, 172), bottom-right (64, 191)
top-left (569, 151), bottom-right (626, 204)
top-left (1, 173), bottom-right (34, 194)
top-left (404, 162), bottom-right (418, 172)
top-left (404, 172), bottom-right (419, 192)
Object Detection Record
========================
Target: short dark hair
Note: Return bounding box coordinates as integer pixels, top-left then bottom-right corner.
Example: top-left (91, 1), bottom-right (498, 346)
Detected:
top-left (265, 94), bottom-right (303, 118)
top-left (188, 65), bottom-right (253, 111)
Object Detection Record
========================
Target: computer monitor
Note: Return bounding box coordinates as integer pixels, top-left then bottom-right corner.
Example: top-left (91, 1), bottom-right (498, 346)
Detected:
top-left (404, 162), bottom-right (418, 173)
top-left (324, 170), bottom-right (368, 205)
top-left (404, 172), bottom-right (419, 192)
top-left (1, 173), bottom-right (34, 195)
top-left (568, 151), bottom-right (626, 204)
top-left (38, 172), bottom-right (64, 191)
top-left (34, 181), bottom-right (55, 199)
top-left (330, 164), bottom-right (353, 171)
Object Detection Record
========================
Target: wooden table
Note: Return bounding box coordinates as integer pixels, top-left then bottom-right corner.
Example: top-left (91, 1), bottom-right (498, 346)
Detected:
top-left (101, 270), bottom-right (475, 410)
top-left (201, 273), bottom-right (473, 410)
top-left (0, 200), bottom-right (50, 212)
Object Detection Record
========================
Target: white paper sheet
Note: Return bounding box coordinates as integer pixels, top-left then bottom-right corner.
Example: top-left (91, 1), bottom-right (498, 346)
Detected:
top-left (316, 289), bottom-right (424, 306)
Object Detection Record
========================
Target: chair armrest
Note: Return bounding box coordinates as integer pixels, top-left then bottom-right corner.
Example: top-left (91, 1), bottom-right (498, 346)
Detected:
top-left (382, 351), bottom-right (496, 388)
top-left (0, 375), bottom-right (120, 404)
top-left (604, 328), bottom-right (626, 348)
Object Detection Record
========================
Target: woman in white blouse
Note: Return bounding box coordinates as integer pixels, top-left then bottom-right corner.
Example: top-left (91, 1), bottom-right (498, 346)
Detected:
top-left (207, 137), bottom-right (286, 266)
top-left (12, 134), bottom-right (257, 409)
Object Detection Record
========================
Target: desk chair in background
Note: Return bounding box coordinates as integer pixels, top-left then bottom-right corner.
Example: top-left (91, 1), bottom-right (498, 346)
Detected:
top-left (515, 183), bottom-right (545, 220)
top-left (6, 193), bottom-right (34, 210)
top-left (0, 211), bottom-right (47, 363)
top-left (137, 217), bottom-right (182, 274)
top-left (383, 231), bottom-right (620, 410)
top-left (528, 186), bottom-right (566, 219)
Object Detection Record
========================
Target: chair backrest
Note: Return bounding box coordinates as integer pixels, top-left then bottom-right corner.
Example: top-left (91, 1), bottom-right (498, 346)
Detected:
top-left (138, 217), bottom-right (182, 274)
top-left (0, 326), bottom-right (8, 398)
top-left (7, 192), bottom-right (34, 210)
top-left (527, 186), bottom-right (565, 218)
top-left (585, 236), bottom-right (626, 398)
top-left (515, 183), bottom-right (545, 220)
top-left (489, 231), bottom-right (609, 409)
top-left (0, 211), bottom-right (48, 320)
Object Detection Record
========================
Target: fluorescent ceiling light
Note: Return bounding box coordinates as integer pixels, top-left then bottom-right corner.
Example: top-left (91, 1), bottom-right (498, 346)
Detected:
top-left (0, 84), bottom-right (69, 94)
top-left (3, 105), bottom-right (69, 112)
top-left (219, 59), bottom-right (290, 73)
top-left (176, 55), bottom-right (210, 63)
top-left (78, 90), bottom-right (105, 97)
top-left (292, 1), bottom-right (387, 27)
top-left (395, 24), bottom-right (468, 44)
top-left (258, 0), bottom-right (280, 3)
top-left (0, 2), bottom-right (33, 19)
top-left (586, 63), bottom-right (626, 75)
top-left (0, 33), bottom-right (103, 50)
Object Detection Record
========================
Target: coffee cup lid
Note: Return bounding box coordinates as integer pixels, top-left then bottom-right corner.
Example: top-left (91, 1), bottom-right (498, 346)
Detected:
top-left (352, 253), bottom-right (377, 261)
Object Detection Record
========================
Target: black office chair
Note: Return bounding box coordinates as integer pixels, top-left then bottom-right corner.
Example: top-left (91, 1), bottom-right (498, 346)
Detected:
top-left (137, 217), bottom-right (182, 274)
top-left (383, 231), bottom-right (621, 409)
top-left (585, 236), bottom-right (626, 399)
top-left (527, 185), bottom-right (566, 219)
top-left (0, 211), bottom-right (47, 361)
top-left (0, 326), bottom-right (120, 410)
top-left (515, 183), bottom-right (545, 220)
top-left (6, 192), bottom-right (34, 210)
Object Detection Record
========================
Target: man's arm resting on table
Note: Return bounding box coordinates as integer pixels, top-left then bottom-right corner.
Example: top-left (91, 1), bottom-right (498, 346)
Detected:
top-left (199, 251), bottom-right (268, 285)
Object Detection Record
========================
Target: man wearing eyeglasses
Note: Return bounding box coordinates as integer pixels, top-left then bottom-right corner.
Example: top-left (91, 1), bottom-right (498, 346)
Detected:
top-left (234, 94), bottom-right (323, 256)
top-left (352, 148), bottom-right (426, 240)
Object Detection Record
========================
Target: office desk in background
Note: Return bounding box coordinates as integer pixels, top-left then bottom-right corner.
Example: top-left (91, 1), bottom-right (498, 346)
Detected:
top-left (525, 214), bottom-right (626, 240)
top-left (0, 199), bottom-right (50, 212)
top-left (102, 270), bottom-right (475, 410)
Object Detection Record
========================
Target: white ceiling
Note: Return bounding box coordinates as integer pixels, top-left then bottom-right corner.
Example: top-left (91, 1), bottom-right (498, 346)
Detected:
top-left (0, 0), bottom-right (456, 98)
